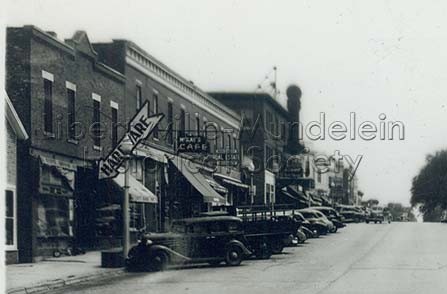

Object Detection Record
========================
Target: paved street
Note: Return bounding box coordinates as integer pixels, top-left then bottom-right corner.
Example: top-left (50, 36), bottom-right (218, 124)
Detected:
top-left (52, 223), bottom-right (447, 294)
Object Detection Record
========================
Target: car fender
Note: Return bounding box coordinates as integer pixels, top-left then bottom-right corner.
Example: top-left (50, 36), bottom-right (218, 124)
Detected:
top-left (149, 245), bottom-right (191, 263)
top-left (225, 239), bottom-right (252, 256)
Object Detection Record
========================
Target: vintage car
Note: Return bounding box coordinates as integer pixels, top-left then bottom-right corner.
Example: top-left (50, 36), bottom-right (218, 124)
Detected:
top-left (311, 206), bottom-right (346, 229)
top-left (365, 206), bottom-right (385, 223)
top-left (125, 216), bottom-right (251, 271)
top-left (337, 205), bottom-right (364, 223)
top-left (298, 209), bottom-right (335, 234)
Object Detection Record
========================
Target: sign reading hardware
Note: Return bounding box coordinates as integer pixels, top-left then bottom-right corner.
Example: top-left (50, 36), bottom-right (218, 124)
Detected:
top-left (177, 135), bottom-right (209, 153)
top-left (98, 101), bottom-right (164, 179)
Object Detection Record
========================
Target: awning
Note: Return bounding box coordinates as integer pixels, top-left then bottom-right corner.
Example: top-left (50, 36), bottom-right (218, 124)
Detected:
top-left (113, 173), bottom-right (158, 203)
top-left (203, 174), bottom-right (228, 194)
top-left (168, 155), bottom-right (227, 206)
top-left (222, 178), bottom-right (250, 189)
top-left (133, 145), bottom-right (168, 163)
top-left (214, 173), bottom-right (249, 189)
top-left (39, 156), bottom-right (76, 197)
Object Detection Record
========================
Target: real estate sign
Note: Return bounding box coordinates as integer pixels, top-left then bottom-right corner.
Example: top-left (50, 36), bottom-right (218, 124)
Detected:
top-left (98, 101), bottom-right (164, 179)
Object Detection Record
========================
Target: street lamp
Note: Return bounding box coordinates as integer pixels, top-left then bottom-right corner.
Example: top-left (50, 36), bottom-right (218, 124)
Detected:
top-left (120, 137), bottom-right (133, 259)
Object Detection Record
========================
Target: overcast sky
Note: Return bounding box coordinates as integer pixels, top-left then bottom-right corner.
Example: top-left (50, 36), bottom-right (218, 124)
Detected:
top-left (5, 0), bottom-right (447, 206)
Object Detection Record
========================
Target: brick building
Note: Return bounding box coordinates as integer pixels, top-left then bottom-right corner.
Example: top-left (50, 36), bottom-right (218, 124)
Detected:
top-left (209, 87), bottom-right (305, 208)
top-left (93, 40), bottom-right (248, 231)
top-left (6, 26), bottom-right (127, 262)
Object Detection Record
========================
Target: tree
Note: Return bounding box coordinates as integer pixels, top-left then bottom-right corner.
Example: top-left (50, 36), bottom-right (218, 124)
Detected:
top-left (411, 150), bottom-right (447, 221)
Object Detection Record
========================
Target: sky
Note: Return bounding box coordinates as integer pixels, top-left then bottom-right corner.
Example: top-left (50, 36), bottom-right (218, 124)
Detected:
top-left (4, 0), bottom-right (447, 206)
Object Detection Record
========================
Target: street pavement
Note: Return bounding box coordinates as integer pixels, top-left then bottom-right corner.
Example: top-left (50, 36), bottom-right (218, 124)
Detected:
top-left (51, 222), bottom-right (447, 294)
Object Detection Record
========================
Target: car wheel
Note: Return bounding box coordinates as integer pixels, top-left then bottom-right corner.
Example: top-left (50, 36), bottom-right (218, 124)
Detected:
top-left (271, 240), bottom-right (284, 254)
top-left (366, 220), bottom-right (370, 224)
top-left (331, 227), bottom-right (338, 233)
top-left (225, 246), bottom-right (243, 266)
top-left (149, 250), bottom-right (168, 271)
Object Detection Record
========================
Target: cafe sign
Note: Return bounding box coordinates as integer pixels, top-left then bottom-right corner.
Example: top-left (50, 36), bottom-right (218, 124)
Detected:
top-left (177, 135), bottom-right (209, 153)
top-left (98, 101), bottom-right (164, 179)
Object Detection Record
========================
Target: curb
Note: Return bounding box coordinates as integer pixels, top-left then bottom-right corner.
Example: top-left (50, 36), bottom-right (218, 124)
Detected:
top-left (7, 268), bottom-right (126, 294)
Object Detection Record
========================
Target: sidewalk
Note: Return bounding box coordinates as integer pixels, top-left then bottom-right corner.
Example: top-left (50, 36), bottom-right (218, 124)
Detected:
top-left (6, 251), bottom-right (127, 294)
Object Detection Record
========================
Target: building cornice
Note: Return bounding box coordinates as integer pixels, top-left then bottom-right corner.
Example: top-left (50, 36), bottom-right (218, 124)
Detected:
top-left (125, 46), bottom-right (240, 130)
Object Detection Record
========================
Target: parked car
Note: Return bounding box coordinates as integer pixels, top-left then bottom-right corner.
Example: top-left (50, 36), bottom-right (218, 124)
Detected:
top-left (273, 215), bottom-right (307, 244)
top-left (310, 206), bottom-right (346, 229)
top-left (365, 206), bottom-right (385, 224)
top-left (125, 216), bottom-right (251, 271)
top-left (240, 215), bottom-right (295, 257)
top-left (298, 209), bottom-right (334, 235)
top-left (337, 206), bottom-right (364, 223)
top-left (280, 210), bottom-right (320, 238)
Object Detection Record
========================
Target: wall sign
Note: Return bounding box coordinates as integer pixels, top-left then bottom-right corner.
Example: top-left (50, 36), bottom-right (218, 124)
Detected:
top-left (177, 135), bottom-right (209, 153)
top-left (98, 101), bottom-right (164, 179)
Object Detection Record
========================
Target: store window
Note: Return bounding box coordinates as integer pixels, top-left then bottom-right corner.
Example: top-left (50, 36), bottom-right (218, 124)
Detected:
top-left (36, 195), bottom-right (73, 238)
top-left (5, 189), bottom-right (15, 248)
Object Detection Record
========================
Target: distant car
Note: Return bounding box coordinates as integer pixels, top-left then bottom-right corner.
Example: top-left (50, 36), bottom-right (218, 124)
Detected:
top-left (298, 209), bottom-right (335, 234)
top-left (126, 216), bottom-right (251, 271)
top-left (366, 206), bottom-right (384, 224)
top-left (310, 206), bottom-right (346, 229)
top-left (337, 206), bottom-right (364, 223)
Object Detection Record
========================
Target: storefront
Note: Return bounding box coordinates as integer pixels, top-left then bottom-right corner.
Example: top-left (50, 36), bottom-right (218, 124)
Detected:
top-left (34, 155), bottom-right (78, 257)
top-left (167, 155), bottom-right (227, 218)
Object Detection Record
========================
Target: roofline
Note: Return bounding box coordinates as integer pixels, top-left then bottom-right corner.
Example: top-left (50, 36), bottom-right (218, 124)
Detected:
top-left (208, 91), bottom-right (290, 117)
top-left (5, 92), bottom-right (28, 140)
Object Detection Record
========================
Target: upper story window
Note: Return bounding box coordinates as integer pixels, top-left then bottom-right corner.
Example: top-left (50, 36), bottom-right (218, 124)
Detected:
top-left (136, 84), bottom-right (142, 110)
top-left (66, 81), bottom-right (76, 140)
top-left (92, 93), bottom-right (101, 148)
top-left (179, 108), bottom-right (186, 137)
top-left (42, 70), bottom-right (54, 134)
top-left (266, 110), bottom-right (274, 134)
top-left (153, 92), bottom-right (159, 139)
top-left (167, 101), bottom-right (173, 145)
top-left (196, 114), bottom-right (200, 136)
top-left (111, 101), bottom-right (119, 147)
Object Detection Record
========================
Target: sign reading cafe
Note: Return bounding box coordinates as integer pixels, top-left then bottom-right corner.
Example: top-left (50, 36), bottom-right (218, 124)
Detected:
top-left (98, 101), bottom-right (164, 179)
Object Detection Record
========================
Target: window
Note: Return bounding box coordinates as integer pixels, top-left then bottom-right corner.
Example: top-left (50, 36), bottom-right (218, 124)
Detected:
top-left (111, 102), bottom-right (118, 147)
top-left (66, 84), bottom-right (76, 140)
top-left (167, 102), bottom-right (173, 144)
top-left (152, 93), bottom-right (159, 139)
top-left (136, 85), bottom-right (142, 110)
top-left (130, 203), bottom-right (145, 230)
top-left (196, 115), bottom-right (200, 136)
top-left (265, 183), bottom-right (275, 205)
top-left (317, 172), bottom-right (322, 183)
top-left (266, 146), bottom-right (273, 170)
top-left (221, 130), bottom-right (225, 148)
top-left (227, 134), bottom-right (232, 150)
top-left (233, 137), bottom-right (237, 151)
top-left (179, 108), bottom-right (186, 137)
top-left (92, 94), bottom-right (101, 148)
top-left (5, 189), bottom-right (15, 247)
top-left (266, 110), bottom-right (274, 134)
top-left (43, 78), bottom-right (53, 133)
